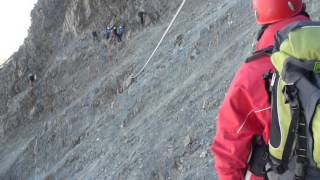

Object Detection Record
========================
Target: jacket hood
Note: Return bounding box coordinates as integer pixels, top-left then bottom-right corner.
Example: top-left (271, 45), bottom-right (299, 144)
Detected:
top-left (256, 15), bottom-right (310, 51)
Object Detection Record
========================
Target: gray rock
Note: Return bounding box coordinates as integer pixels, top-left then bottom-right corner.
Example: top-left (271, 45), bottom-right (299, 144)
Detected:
top-left (1, 0), bottom-right (318, 180)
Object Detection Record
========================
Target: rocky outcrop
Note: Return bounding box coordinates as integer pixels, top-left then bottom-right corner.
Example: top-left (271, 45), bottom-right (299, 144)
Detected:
top-left (0, 0), bottom-right (178, 139)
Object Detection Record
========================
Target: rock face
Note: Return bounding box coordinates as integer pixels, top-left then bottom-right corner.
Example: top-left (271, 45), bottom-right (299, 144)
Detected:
top-left (0, 0), bottom-right (320, 179)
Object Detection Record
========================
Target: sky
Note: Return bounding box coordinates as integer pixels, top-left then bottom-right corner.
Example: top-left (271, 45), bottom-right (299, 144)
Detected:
top-left (0, 0), bottom-right (38, 61)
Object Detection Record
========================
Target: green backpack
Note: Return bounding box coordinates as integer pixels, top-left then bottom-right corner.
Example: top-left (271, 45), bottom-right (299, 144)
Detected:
top-left (268, 21), bottom-right (320, 178)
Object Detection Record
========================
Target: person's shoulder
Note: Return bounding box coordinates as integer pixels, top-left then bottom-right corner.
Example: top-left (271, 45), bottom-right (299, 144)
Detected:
top-left (242, 55), bottom-right (273, 73)
top-left (232, 56), bottom-right (274, 87)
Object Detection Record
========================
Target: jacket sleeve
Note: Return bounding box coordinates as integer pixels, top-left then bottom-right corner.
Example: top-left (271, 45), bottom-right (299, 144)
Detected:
top-left (211, 67), bottom-right (264, 180)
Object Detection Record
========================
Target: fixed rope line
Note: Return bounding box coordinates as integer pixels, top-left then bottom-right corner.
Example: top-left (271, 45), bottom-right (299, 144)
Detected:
top-left (130, 0), bottom-right (187, 79)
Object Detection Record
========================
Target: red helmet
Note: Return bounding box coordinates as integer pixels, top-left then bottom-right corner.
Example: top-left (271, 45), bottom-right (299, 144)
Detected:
top-left (252, 0), bottom-right (303, 25)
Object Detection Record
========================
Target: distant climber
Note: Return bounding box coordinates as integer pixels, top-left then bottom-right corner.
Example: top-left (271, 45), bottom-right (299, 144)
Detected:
top-left (105, 26), bottom-right (113, 40)
top-left (138, 11), bottom-right (145, 25)
top-left (92, 31), bottom-right (98, 41)
top-left (28, 73), bottom-right (37, 86)
top-left (174, 34), bottom-right (184, 47)
top-left (116, 25), bottom-right (125, 42)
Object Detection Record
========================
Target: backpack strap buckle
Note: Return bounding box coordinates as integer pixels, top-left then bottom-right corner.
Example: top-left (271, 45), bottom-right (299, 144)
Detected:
top-left (283, 84), bottom-right (299, 107)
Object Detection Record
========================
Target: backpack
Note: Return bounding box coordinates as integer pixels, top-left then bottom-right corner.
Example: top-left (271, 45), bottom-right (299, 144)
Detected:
top-left (248, 21), bottom-right (320, 179)
top-left (117, 26), bottom-right (124, 34)
top-left (268, 21), bottom-right (320, 178)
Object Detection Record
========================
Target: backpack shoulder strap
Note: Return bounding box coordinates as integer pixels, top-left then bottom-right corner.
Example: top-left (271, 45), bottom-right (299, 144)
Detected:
top-left (245, 46), bottom-right (274, 63)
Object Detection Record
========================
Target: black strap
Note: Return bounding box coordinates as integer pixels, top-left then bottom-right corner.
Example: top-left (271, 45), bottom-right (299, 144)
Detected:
top-left (282, 84), bottom-right (308, 180)
top-left (246, 46), bottom-right (274, 63)
top-left (267, 84), bottom-right (300, 174)
top-left (249, 136), bottom-right (270, 179)
top-left (257, 25), bottom-right (270, 41)
top-left (263, 71), bottom-right (274, 103)
top-left (282, 85), bottom-right (300, 162)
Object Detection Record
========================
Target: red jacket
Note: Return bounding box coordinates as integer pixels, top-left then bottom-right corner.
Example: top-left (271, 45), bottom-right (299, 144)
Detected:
top-left (211, 15), bottom-right (309, 180)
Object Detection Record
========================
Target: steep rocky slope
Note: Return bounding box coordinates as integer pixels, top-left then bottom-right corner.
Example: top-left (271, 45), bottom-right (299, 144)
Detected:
top-left (1, 0), bottom-right (320, 179)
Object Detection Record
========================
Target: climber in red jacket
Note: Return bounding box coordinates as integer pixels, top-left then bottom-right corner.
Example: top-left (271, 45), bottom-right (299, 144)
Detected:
top-left (211, 0), bottom-right (310, 179)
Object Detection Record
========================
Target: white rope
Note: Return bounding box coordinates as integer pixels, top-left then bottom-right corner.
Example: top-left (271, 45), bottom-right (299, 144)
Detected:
top-left (130, 0), bottom-right (187, 79)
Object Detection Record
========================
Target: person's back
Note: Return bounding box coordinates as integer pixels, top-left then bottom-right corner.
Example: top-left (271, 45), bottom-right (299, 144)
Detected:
top-left (105, 26), bottom-right (112, 39)
top-left (116, 25), bottom-right (125, 42)
top-left (106, 26), bottom-right (112, 32)
top-left (210, 0), bottom-right (318, 179)
top-left (117, 26), bottom-right (124, 34)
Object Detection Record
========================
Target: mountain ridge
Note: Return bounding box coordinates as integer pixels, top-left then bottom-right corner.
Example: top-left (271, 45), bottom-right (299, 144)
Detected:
top-left (0, 0), bottom-right (320, 179)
